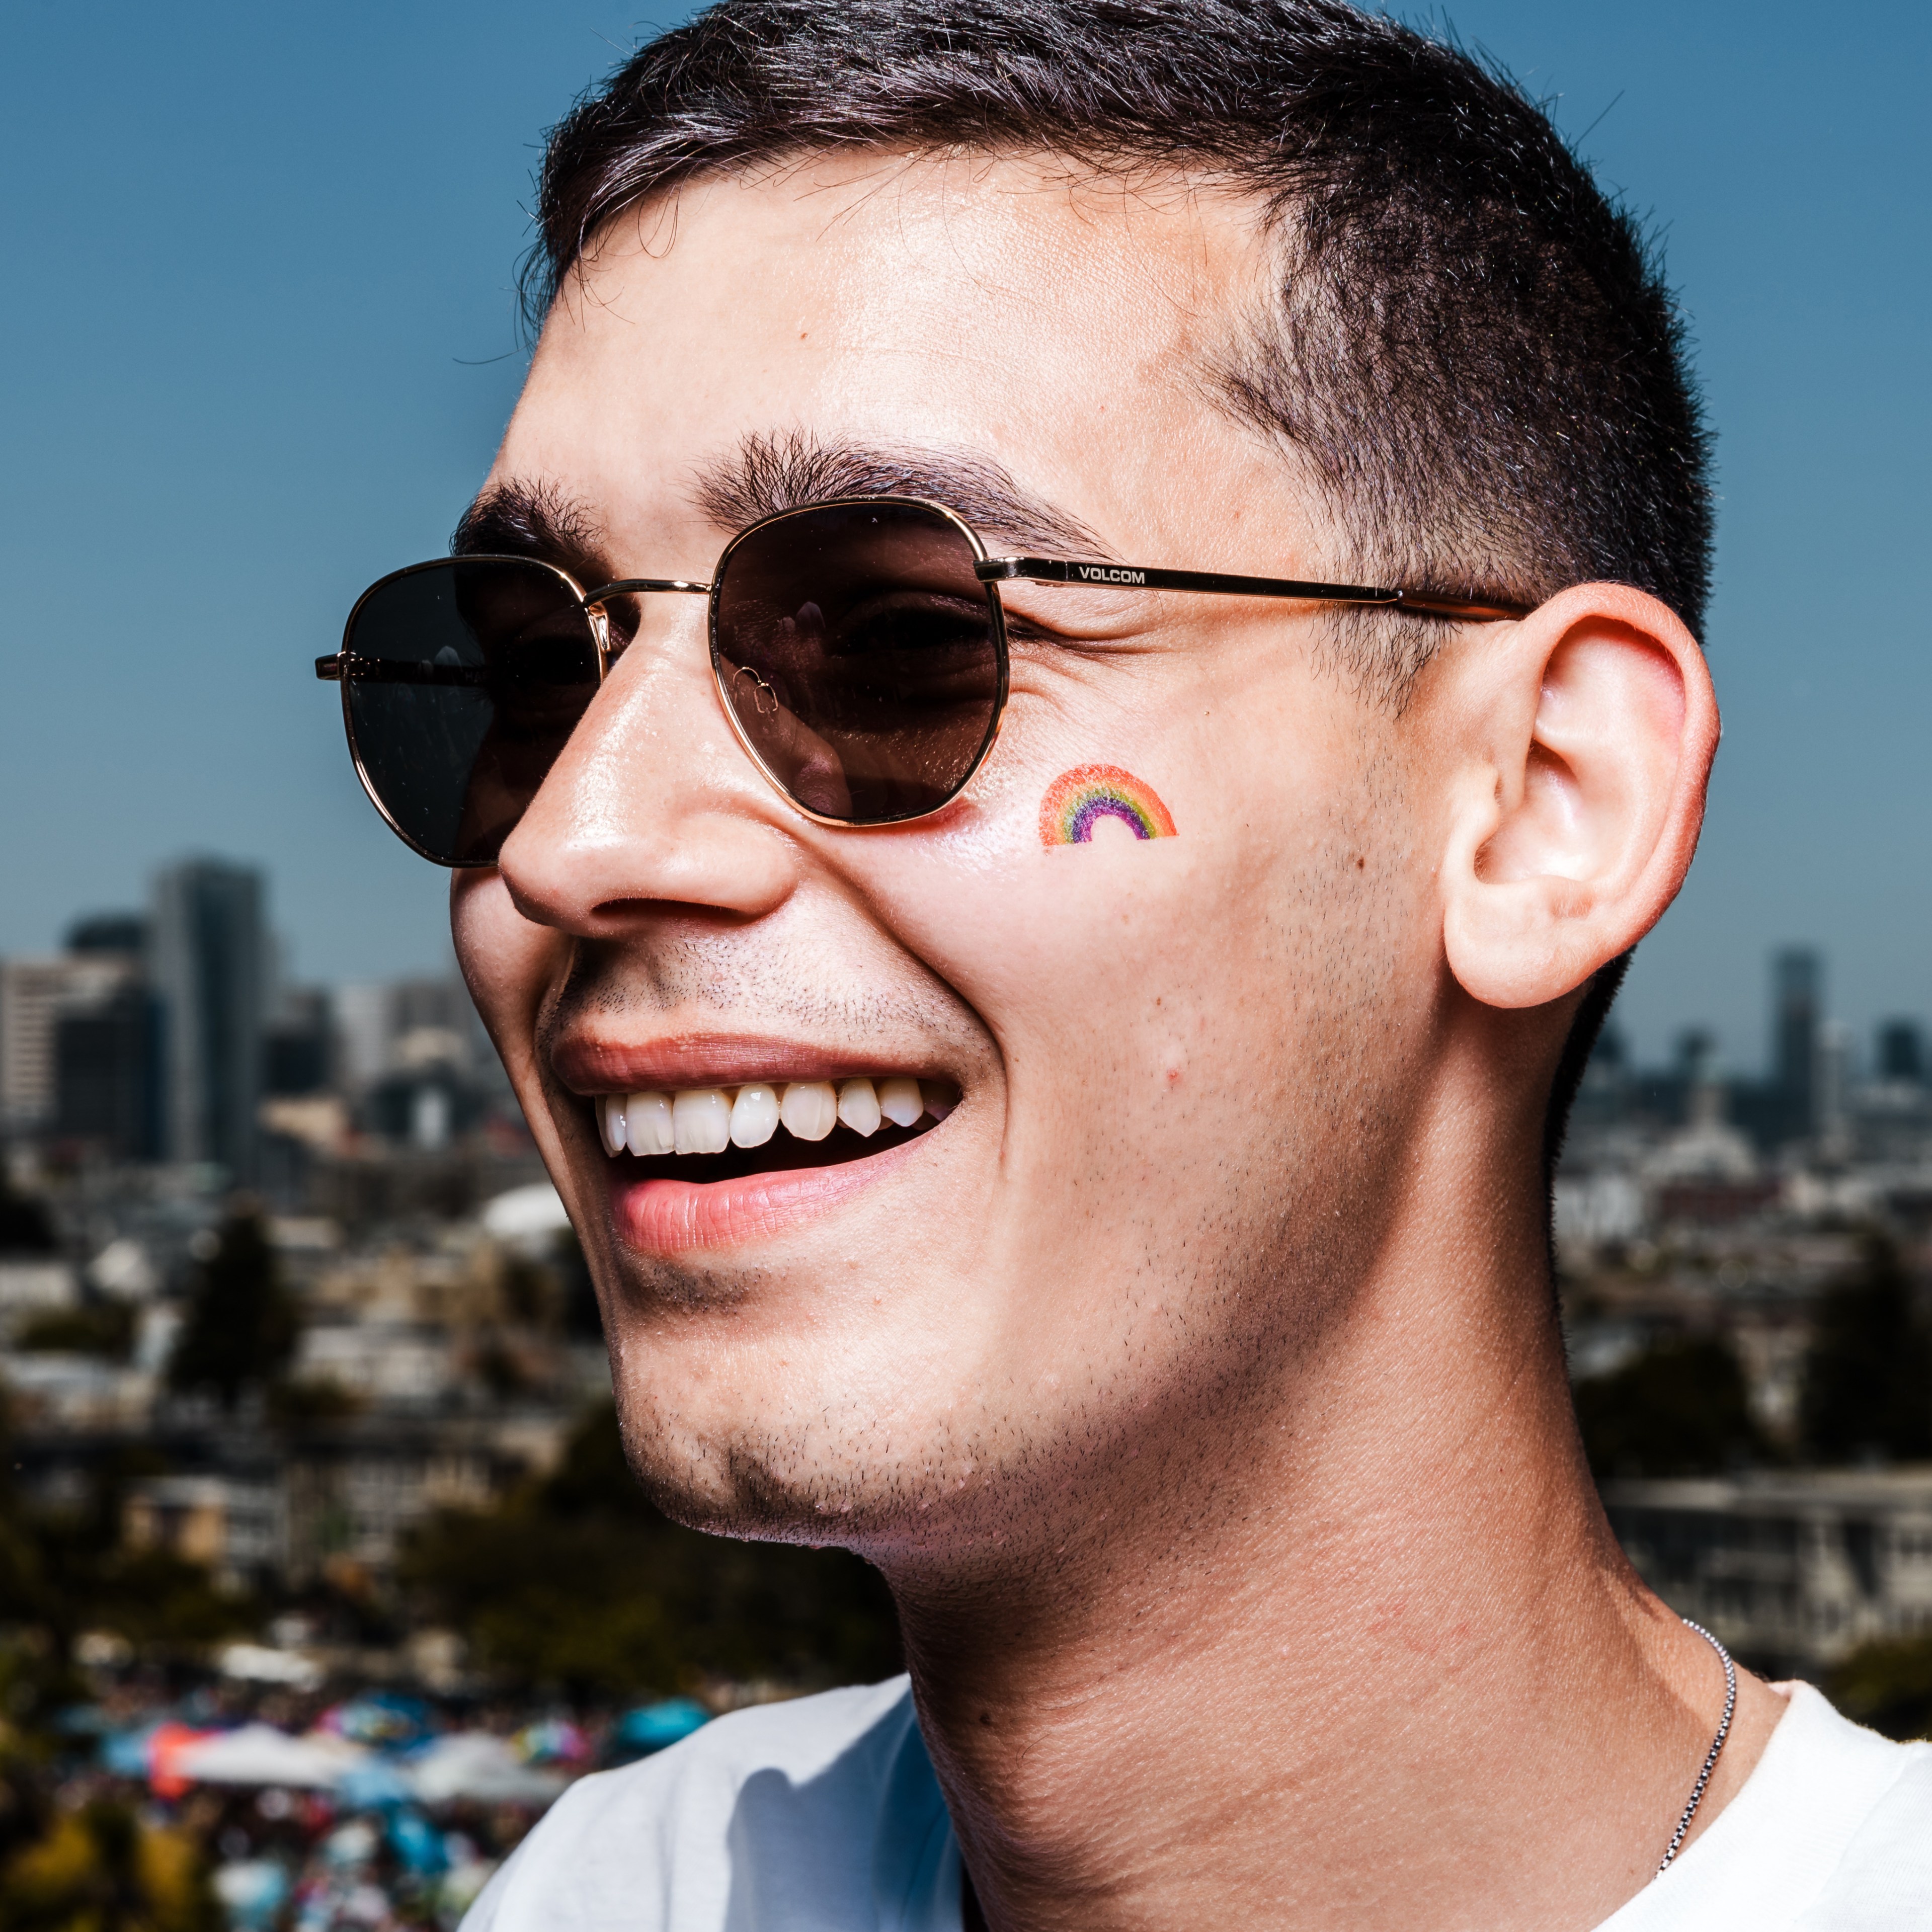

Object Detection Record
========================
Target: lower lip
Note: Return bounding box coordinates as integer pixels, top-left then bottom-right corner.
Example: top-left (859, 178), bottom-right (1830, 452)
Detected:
top-left (606, 1137), bottom-right (922, 1253)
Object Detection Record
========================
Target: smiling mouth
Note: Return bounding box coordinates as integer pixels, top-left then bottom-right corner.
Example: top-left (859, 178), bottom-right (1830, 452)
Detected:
top-left (592, 1077), bottom-right (955, 1186)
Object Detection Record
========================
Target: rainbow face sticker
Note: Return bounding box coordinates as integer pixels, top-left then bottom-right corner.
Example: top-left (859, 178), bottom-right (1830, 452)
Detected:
top-left (1038, 764), bottom-right (1178, 847)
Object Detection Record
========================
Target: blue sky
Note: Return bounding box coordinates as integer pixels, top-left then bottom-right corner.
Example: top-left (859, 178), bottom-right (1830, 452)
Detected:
top-left (1, 3), bottom-right (1926, 1076)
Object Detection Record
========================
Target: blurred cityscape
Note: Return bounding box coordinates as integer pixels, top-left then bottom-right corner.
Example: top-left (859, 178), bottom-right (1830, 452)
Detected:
top-left (4, 856), bottom-right (1932, 1922)
top-left (0, 855), bottom-right (897, 1928)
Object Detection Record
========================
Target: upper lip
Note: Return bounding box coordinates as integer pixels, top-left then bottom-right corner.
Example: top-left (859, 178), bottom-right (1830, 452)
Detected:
top-left (550, 1030), bottom-right (943, 1096)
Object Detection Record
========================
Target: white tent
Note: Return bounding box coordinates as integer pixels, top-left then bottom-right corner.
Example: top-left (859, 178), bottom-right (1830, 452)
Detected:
top-left (217, 1642), bottom-right (325, 1691)
top-left (408, 1733), bottom-right (566, 1806)
top-left (480, 1183), bottom-right (573, 1253)
top-left (174, 1725), bottom-right (368, 1790)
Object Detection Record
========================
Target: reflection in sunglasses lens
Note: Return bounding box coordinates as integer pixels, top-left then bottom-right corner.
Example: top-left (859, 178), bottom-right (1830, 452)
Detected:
top-left (713, 502), bottom-right (1003, 823)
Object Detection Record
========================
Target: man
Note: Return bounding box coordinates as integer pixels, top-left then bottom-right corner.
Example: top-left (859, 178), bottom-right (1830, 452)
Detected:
top-left (320, 3), bottom-right (1929, 1925)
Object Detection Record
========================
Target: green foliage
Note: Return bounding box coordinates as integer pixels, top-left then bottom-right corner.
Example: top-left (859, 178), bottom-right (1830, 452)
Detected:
top-left (13, 1305), bottom-right (134, 1361)
top-left (0, 1416), bottom-right (252, 1662)
top-left (497, 1252), bottom-right (559, 1327)
top-left (402, 1403), bottom-right (902, 1699)
top-left (0, 1187), bottom-right (56, 1258)
top-left (0, 1799), bottom-right (221, 1932)
top-left (166, 1210), bottom-right (298, 1410)
top-left (1800, 1235), bottom-right (1932, 1463)
top-left (0, 1640), bottom-right (86, 1758)
top-left (266, 1376), bottom-right (362, 1424)
top-left (552, 1228), bottom-right (602, 1341)
top-left (1828, 1632), bottom-right (1932, 1741)
top-left (1574, 1336), bottom-right (1769, 1479)
top-left (63, 1548), bottom-right (258, 1653)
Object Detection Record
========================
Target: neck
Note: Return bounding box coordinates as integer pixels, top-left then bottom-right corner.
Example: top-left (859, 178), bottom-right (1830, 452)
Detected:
top-left (883, 1071), bottom-right (1775, 1932)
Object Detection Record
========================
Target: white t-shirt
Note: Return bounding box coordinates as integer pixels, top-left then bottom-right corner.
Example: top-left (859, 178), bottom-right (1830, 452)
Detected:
top-left (463, 1675), bottom-right (1932, 1930)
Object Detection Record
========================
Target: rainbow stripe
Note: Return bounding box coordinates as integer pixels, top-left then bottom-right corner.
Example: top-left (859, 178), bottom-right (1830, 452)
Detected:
top-left (1038, 764), bottom-right (1178, 847)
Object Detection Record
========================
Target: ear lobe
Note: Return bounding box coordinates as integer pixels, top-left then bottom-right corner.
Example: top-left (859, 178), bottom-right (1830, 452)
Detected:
top-left (1441, 584), bottom-right (1718, 1011)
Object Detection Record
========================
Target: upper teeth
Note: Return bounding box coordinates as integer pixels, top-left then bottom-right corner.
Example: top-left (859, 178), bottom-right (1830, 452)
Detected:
top-left (597, 1077), bottom-right (949, 1158)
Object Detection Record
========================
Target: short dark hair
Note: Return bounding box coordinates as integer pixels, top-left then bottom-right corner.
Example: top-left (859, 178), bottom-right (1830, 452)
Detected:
top-left (529, 0), bottom-right (1712, 706)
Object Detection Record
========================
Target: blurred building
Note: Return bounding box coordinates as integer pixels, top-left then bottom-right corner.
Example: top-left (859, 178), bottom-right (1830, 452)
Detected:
top-left (264, 987), bottom-right (334, 1099)
top-left (1772, 947), bottom-right (1822, 1143)
top-left (123, 1473), bottom-right (285, 1593)
top-left (1, 953), bottom-right (138, 1132)
top-left (1605, 1469), bottom-right (1932, 1674)
top-left (150, 858), bottom-right (268, 1181)
top-left (52, 914), bottom-right (160, 1160)
top-left (1878, 1019), bottom-right (1926, 1086)
top-left (54, 985), bottom-right (162, 1160)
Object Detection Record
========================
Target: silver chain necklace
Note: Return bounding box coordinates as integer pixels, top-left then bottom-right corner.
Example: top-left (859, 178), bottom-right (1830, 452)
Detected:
top-left (1656, 1620), bottom-right (1737, 1875)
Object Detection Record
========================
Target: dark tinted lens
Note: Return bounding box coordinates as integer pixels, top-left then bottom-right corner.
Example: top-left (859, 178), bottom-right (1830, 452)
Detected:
top-left (713, 502), bottom-right (1003, 823)
top-left (343, 559), bottom-right (600, 864)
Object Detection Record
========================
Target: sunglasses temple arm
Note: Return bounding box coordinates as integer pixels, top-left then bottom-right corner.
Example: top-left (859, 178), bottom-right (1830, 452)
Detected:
top-left (316, 656), bottom-right (500, 687)
top-left (977, 557), bottom-right (1529, 622)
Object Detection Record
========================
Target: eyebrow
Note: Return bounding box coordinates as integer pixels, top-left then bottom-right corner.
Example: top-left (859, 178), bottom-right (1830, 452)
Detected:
top-left (693, 431), bottom-right (1106, 558)
top-left (450, 480), bottom-right (617, 589)
top-left (452, 433), bottom-right (1109, 592)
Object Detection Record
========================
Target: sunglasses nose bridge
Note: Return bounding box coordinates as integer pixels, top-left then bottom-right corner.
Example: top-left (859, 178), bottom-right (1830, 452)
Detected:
top-left (583, 580), bottom-right (712, 676)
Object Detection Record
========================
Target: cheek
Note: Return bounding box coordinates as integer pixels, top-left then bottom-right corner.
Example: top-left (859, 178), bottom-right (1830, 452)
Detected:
top-left (449, 873), bottom-right (566, 1088)
top-left (864, 681), bottom-right (1418, 1214)
top-left (875, 777), bottom-right (1299, 1141)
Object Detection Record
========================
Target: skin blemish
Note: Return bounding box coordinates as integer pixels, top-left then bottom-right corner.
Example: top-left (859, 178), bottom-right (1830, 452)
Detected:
top-left (1038, 763), bottom-right (1178, 847)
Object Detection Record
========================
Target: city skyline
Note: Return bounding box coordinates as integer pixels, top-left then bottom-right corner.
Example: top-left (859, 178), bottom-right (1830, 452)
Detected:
top-left (2, 3), bottom-right (1927, 1070)
top-left (7, 854), bottom-right (1925, 1107)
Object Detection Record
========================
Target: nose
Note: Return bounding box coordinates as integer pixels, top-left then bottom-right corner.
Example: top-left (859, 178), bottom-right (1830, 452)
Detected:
top-left (494, 599), bottom-right (800, 938)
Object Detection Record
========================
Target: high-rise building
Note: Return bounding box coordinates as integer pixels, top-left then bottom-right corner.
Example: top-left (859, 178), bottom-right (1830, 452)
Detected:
top-left (1878, 1019), bottom-right (1925, 1086)
top-left (264, 988), bottom-right (333, 1098)
top-left (67, 914), bottom-right (149, 960)
top-left (55, 982), bottom-right (162, 1159)
top-left (150, 858), bottom-right (268, 1180)
top-left (332, 975), bottom-right (477, 1092)
top-left (1771, 948), bottom-right (1821, 1140)
top-left (0, 954), bottom-right (136, 1129)
top-left (1816, 1019), bottom-right (1853, 1161)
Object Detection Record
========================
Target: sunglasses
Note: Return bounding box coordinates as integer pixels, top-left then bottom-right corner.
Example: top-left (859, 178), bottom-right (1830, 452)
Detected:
top-left (317, 495), bottom-right (1529, 866)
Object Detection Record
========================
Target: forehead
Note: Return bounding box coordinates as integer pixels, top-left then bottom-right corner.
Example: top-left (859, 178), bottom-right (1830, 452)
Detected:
top-left (495, 153), bottom-right (1286, 554)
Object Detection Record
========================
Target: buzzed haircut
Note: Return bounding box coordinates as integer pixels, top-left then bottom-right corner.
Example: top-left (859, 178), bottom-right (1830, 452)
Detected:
top-left (527, 0), bottom-right (1713, 708)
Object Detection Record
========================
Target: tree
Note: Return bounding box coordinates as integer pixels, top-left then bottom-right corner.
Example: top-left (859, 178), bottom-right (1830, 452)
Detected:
top-left (1828, 1632), bottom-right (1932, 1741)
top-left (166, 1209), bottom-right (298, 1410)
top-left (403, 1403), bottom-right (902, 1699)
top-left (0, 1799), bottom-right (220, 1932)
top-left (1573, 1336), bottom-right (1768, 1480)
top-left (1800, 1235), bottom-right (1932, 1464)
top-left (0, 1181), bottom-right (56, 1257)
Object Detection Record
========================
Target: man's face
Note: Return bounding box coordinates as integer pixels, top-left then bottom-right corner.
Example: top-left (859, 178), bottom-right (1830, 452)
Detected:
top-left (455, 157), bottom-right (1445, 1567)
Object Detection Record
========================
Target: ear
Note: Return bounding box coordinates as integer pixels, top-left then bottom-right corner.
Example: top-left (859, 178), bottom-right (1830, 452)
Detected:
top-left (1438, 583), bottom-right (1719, 1010)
